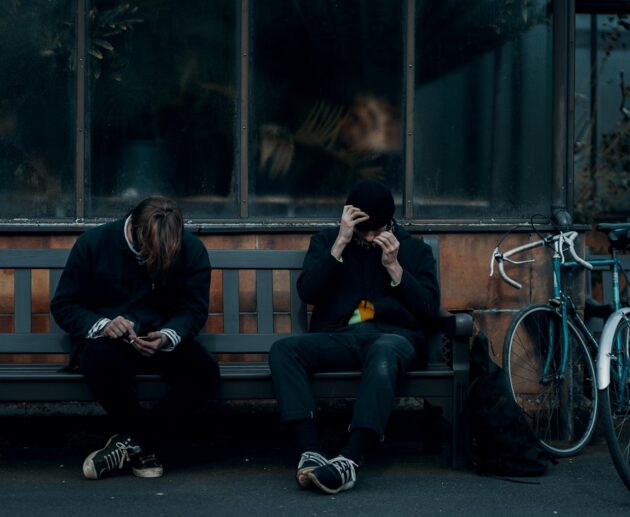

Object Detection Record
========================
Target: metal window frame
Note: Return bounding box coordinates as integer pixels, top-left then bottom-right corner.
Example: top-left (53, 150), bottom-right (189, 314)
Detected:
top-left (0, 0), bottom-right (576, 233)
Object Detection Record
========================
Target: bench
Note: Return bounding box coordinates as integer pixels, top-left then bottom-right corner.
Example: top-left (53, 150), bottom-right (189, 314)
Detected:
top-left (0, 236), bottom-right (473, 467)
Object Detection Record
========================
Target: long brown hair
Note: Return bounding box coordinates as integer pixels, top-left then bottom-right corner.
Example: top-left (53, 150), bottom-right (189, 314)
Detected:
top-left (130, 196), bottom-right (183, 272)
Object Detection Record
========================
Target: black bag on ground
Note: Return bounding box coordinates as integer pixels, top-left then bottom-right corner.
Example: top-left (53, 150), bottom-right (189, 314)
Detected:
top-left (464, 331), bottom-right (551, 477)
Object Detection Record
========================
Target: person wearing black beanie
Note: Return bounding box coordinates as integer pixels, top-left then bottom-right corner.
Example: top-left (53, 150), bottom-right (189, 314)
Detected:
top-left (345, 180), bottom-right (395, 231)
top-left (269, 180), bottom-right (440, 494)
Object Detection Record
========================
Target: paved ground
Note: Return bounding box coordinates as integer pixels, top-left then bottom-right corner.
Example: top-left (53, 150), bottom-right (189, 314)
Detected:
top-left (0, 410), bottom-right (629, 517)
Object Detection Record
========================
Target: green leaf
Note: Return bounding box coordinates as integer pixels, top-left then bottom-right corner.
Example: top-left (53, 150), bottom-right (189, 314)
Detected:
top-left (89, 48), bottom-right (104, 60)
top-left (92, 38), bottom-right (114, 51)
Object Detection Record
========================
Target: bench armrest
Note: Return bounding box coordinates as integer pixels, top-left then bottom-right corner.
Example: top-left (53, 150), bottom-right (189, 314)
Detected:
top-left (438, 308), bottom-right (473, 338)
top-left (438, 308), bottom-right (472, 377)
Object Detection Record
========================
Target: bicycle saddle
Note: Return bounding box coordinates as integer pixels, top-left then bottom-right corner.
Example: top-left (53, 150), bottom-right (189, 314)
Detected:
top-left (596, 223), bottom-right (630, 251)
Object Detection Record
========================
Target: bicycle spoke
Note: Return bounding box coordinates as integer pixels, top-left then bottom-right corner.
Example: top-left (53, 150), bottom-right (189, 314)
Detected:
top-left (503, 305), bottom-right (597, 457)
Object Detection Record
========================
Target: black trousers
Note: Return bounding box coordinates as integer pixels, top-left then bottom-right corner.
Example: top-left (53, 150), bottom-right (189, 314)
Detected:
top-left (79, 337), bottom-right (219, 451)
top-left (268, 323), bottom-right (417, 438)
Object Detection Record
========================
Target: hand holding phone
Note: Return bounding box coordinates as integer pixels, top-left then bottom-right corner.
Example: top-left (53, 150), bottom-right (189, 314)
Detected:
top-left (128, 332), bottom-right (164, 357)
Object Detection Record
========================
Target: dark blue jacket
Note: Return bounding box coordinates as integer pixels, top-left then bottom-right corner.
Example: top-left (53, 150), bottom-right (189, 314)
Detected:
top-left (51, 218), bottom-right (210, 361)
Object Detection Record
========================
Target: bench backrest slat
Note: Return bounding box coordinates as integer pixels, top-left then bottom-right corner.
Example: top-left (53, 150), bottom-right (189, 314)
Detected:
top-left (256, 270), bottom-right (274, 333)
top-left (208, 250), bottom-right (306, 269)
top-left (49, 269), bottom-right (63, 333)
top-left (0, 333), bottom-right (71, 352)
top-left (222, 270), bottom-right (240, 333)
top-left (14, 270), bottom-right (32, 333)
top-left (0, 249), bottom-right (70, 268)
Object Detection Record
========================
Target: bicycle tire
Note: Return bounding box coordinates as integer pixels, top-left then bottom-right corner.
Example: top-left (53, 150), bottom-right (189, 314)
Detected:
top-left (503, 304), bottom-right (598, 457)
top-left (600, 314), bottom-right (630, 489)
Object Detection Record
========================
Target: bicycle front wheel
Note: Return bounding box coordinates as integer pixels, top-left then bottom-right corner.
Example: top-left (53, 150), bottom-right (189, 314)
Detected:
top-left (503, 304), bottom-right (598, 457)
top-left (600, 313), bottom-right (630, 489)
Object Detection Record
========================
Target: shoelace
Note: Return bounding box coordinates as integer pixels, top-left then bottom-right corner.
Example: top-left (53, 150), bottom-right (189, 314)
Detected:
top-left (298, 451), bottom-right (328, 468)
top-left (328, 456), bottom-right (358, 484)
top-left (104, 441), bottom-right (132, 471)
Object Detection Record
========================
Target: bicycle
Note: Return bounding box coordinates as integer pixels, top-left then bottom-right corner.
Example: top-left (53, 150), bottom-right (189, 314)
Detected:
top-left (594, 224), bottom-right (630, 489)
top-left (490, 218), bottom-right (630, 471)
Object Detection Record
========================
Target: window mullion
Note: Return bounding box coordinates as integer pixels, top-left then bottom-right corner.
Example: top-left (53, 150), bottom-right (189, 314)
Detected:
top-left (403, 0), bottom-right (415, 219)
top-left (75, 0), bottom-right (87, 220)
top-left (239, 0), bottom-right (250, 219)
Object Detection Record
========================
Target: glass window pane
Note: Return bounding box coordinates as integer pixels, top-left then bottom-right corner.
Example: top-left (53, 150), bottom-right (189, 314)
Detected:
top-left (574, 13), bottom-right (630, 223)
top-left (87, 0), bottom-right (237, 218)
top-left (0, 1), bottom-right (75, 219)
top-left (251, 0), bottom-right (404, 219)
top-left (414, 1), bottom-right (553, 219)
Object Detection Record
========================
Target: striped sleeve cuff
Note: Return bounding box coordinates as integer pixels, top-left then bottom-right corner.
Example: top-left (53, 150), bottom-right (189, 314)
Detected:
top-left (87, 318), bottom-right (111, 339)
top-left (331, 252), bottom-right (343, 263)
top-left (159, 328), bottom-right (181, 352)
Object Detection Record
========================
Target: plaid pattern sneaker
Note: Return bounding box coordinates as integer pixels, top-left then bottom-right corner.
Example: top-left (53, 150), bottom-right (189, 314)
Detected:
top-left (296, 451), bottom-right (329, 488)
top-left (83, 434), bottom-right (142, 480)
top-left (131, 452), bottom-right (164, 478)
top-left (308, 455), bottom-right (358, 494)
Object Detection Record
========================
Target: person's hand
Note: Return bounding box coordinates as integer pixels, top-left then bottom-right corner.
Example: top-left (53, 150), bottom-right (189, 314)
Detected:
top-left (130, 332), bottom-right (169, 357)
top-left (373, 231), bottom-right (403, 283)
top-left (332, 205), bottom-right (370, 259)
top-left (100, 316), bottom-right (136, 340)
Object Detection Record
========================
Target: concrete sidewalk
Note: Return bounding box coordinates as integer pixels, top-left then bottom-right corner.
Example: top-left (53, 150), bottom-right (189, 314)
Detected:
top-left (0, 412), bottom-right (629, 517)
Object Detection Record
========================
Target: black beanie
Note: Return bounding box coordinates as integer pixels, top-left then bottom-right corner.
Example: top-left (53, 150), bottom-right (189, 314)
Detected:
top-left (346, 180), bottom-right (395, 231)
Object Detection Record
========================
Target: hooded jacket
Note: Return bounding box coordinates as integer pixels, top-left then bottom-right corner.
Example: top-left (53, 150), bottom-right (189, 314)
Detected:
top-left (297, 226), bottom-right (440, 360)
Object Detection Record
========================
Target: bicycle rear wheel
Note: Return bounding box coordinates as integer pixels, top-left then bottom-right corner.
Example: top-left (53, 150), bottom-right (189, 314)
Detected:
top-left (600, 313), bottom-right (630, 489)
top-left (503, 304), bottom-right (598, 457)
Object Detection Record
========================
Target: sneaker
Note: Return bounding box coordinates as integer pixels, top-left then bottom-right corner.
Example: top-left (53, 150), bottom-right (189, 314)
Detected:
top-left (296, 451), bottom-right (329, 488)
top-left (308, 455), bottom-right (358, 494)
top-left (132, 452), bottom-right (164, 478)
top-left (83, 434), bottom-right (142, 480)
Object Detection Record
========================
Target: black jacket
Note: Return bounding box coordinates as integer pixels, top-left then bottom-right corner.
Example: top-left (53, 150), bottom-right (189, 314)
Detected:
top-left (51, 218), bottom-right (210, 361)
top-left (297, 227), bottom-right (440, 355)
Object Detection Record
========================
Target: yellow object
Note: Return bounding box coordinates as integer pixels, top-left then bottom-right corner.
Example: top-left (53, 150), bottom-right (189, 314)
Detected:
top-left (349, 300), bottom-right (375, 325)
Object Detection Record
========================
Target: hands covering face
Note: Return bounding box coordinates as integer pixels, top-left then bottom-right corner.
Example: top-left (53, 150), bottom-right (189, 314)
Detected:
top-left (334, 205), bottom-right (401, 281)
top-left (373, 231), bottom-right (400, 268)
top-left (338, 205), bottom-right (370, 244)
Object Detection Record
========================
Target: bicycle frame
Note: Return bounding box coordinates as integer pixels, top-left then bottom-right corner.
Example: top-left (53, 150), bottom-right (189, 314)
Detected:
top-left (543, 253), bottom-right (598, 382)
top-left (564, 249), bottom-right (629, 391)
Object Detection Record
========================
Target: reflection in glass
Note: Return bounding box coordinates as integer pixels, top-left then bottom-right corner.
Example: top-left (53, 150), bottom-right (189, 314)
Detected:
top-left (251, 0), bottom-right (404, 218)
top-left (574, 13), bottom-right (630, 223)
top-left (0, 0), bottom-right (74, 218)
top-left (88, 0), bottom-right (237, 218)
top-left (414, 0), bottom-right (553, 218)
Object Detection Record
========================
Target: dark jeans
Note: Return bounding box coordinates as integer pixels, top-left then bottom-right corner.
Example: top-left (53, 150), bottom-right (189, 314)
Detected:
top-left (268, 323), bottom-right (417, 438)
top-left (79, 337), bottom-right (219, 451)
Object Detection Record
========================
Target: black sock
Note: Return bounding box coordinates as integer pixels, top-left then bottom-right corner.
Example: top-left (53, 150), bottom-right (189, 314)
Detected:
top-left (340, 428), bottom-right (378, 465)
top-left (290, 418), bottom-right (320, 455)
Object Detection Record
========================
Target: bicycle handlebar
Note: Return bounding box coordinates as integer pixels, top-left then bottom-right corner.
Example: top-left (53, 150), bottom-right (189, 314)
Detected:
top-left (490, 231), bottom-right (593, 289)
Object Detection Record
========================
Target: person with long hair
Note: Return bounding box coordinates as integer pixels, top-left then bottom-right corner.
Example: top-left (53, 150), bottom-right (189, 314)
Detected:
top-left (51, 195), bottom-right (218, 480)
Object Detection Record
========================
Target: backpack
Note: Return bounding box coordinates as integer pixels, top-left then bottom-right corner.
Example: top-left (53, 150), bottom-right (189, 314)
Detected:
top-left (464, 331), bottom-right (551, 477)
